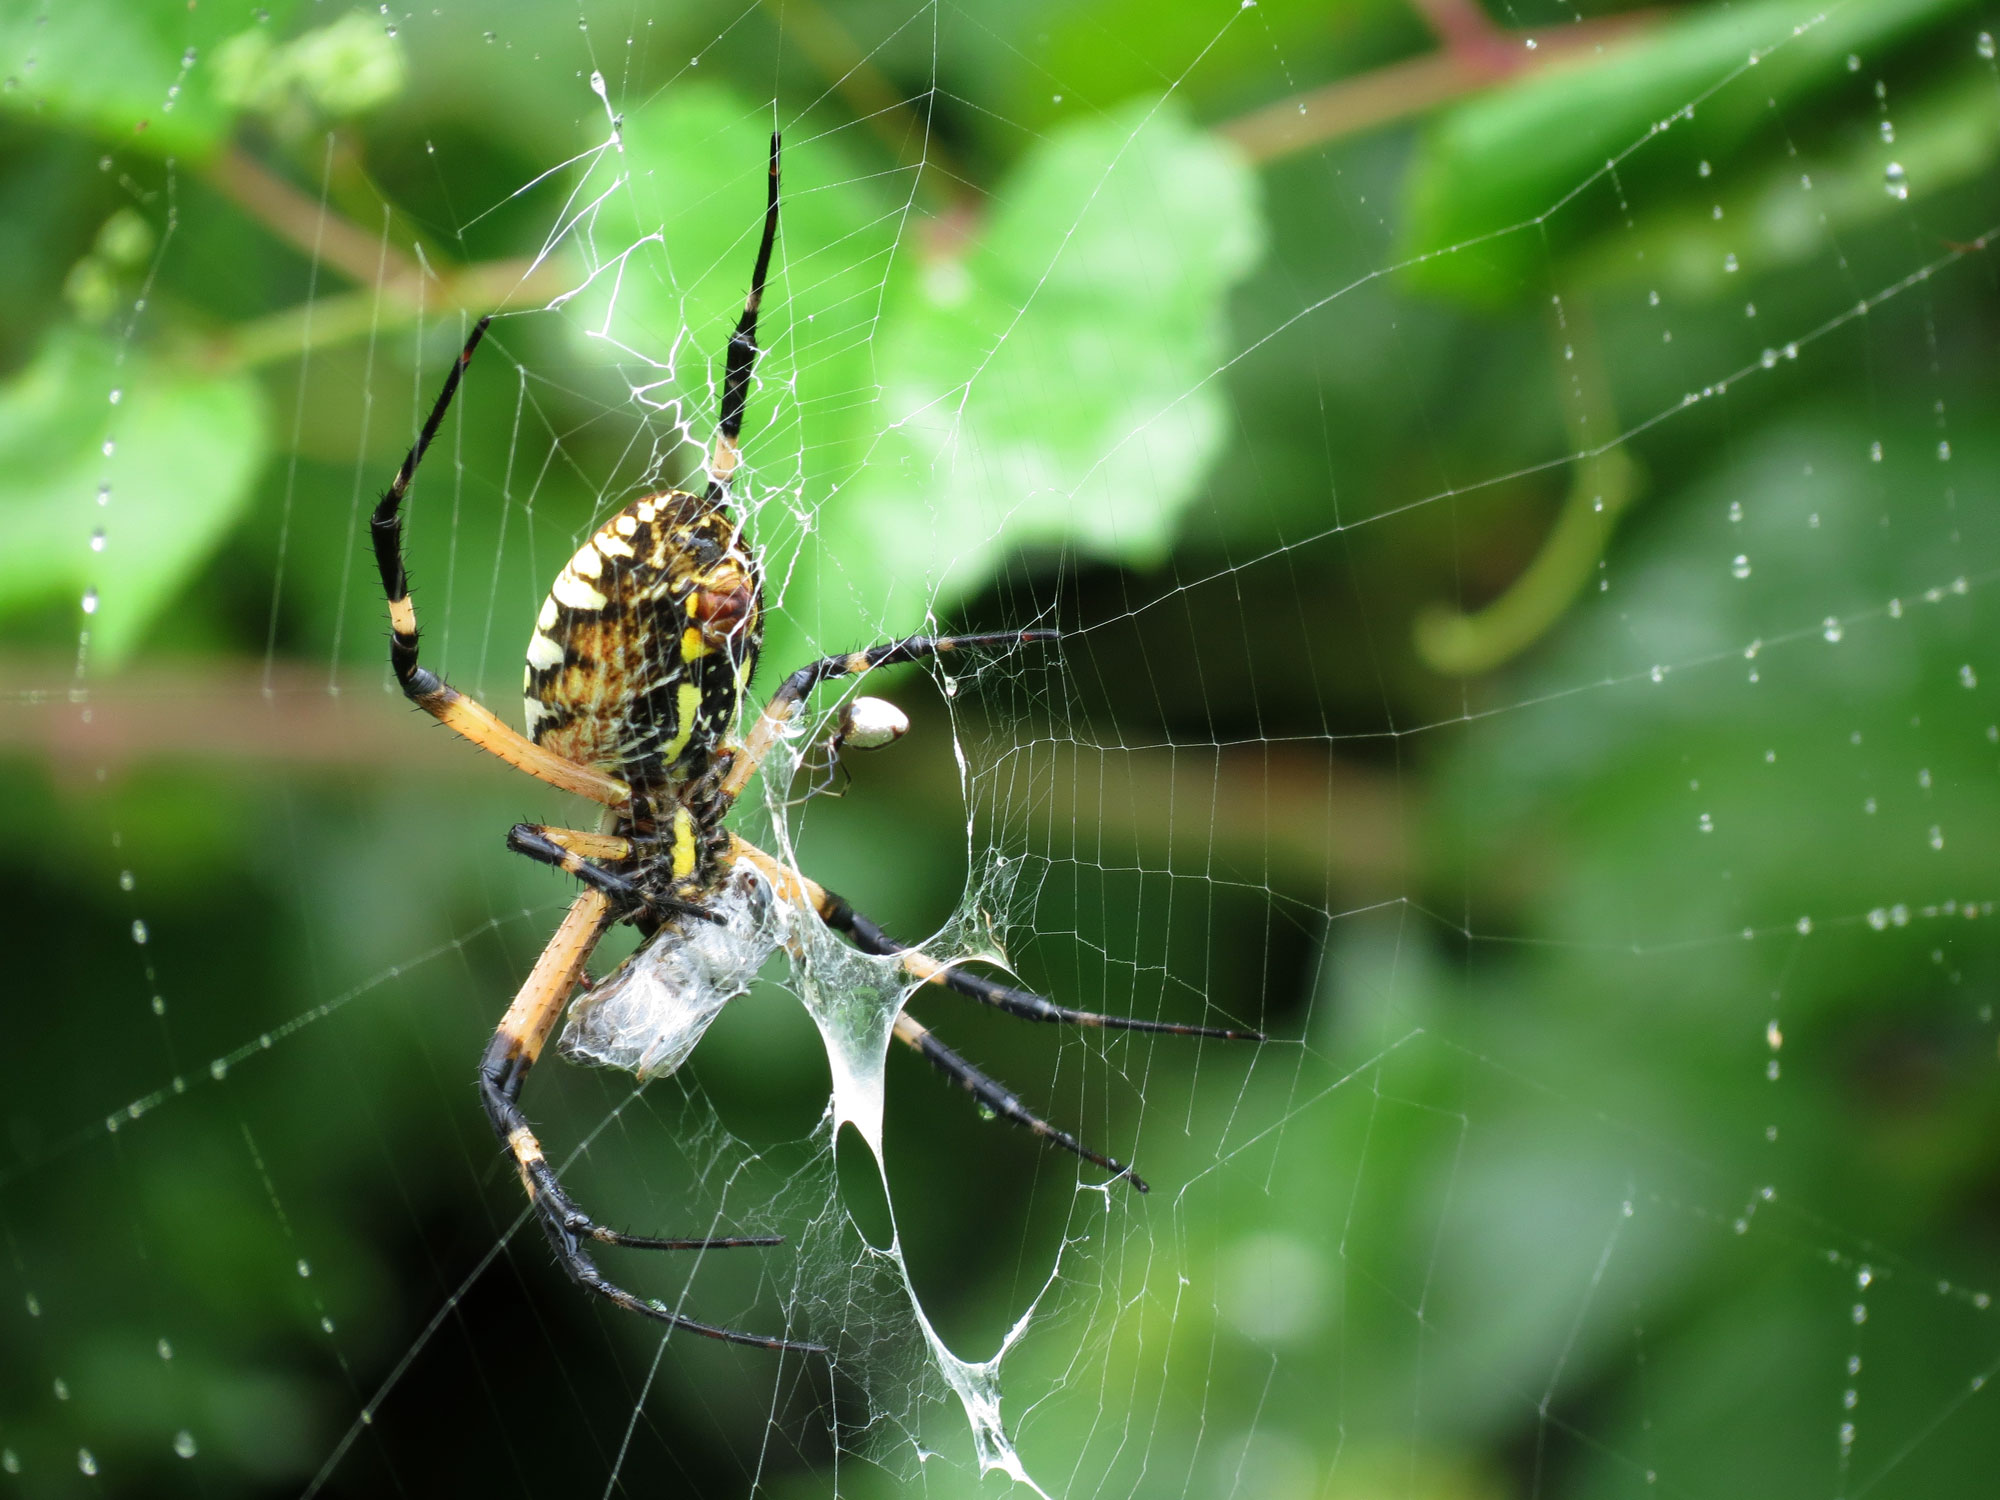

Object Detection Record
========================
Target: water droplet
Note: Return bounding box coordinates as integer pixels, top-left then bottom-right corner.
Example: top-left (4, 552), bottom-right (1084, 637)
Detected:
top-left (209, 1058), bottom-right (228, 1080)
top-left (150, 995), bottom-right (165, 1015)
top-left (1937, 439), bottom-right (1951, 461)
top-left (1960, 664), bottom-right (1978, 688)
top-left (157, 1337), bottom-right (173, 1360)
top-left (1698, 812), bottom-right (1714, 832)
top-left (1796, 916), bottom-right (1813, 935)
top-left (131, 919), bottom-right (148, 944)
top-left (320, 1315), bottom-right (336, 1333)
top-left (1888, 597), bottom-right (1904, 618)
top-left (89, 527), bottom-right (106, 553)
top-left (24, 1293), bottom-right (38, 1316)
top-left (1766, 1059), bottom-right (1781, 1080)
top-left (1868, 908), bottom-right (1888, 930)
top-left (1847, 53), bottom-right (1861, 70)
top-left (101, 438), bottom-right (114, 457)
top-left (1879, 120), bottom-right (1895, 144)
top-left (1852, 1303), bottom-right (1868, 1324)
top-left (1732, 555), bottom-right (1751, 579)
top-left (1822, 617), bottom-right (1844, 643)
top-left (172, 1431), bottom-right (196, 1460)
top-left (296, 1259), bottom-right (311, 1278)
top-left (1767, 1019), bottom-right (1783, 1048)
top-left (1728, 500), bottom-right (1744, 522)
top-left (1929, 825), bottom-right (1945, 850)
top-left (76, 1449), bottom-right (96, 1477)
top-left (1761, 347), bottom-right (1778, 368)
top-left (1650, 665), bottom-right (1666, 683)
top-left (1722, 252), bottom-right (1739, 273)
top-left (1648, 289), bottom-right (1660, 306)
top-left (1885, 161), bottom-right (1907, 198)
top-left (1892, 904), bottom-right (1909, 926)
top-left (118, 869), bottom-right (134, 891)
top-left (1, 1450), bottom-right (17, 1474)
top-left (81, 587), bottom-right (98, 614)
top-left (54, 1377), bottom-right (70, 1400)
top-left (1698, 159), bottom-right (1712, 177)
top-left (1980, 31), bottom-right (1996, 59)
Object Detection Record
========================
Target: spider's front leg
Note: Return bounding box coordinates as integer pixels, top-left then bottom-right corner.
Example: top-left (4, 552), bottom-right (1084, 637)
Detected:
top-left (720, 628), bottom-right (1059, 802)
top-left (478, 888), bottom-right (821, 1352)
top-left (368, 316), bottom-right (628, 807)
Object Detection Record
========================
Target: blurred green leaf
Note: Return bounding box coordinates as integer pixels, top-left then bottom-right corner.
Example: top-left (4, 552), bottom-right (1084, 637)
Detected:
top-left (0, 0), bottom-right (303, 158)
top-left (816, 95), bottom-right (1264, 631)
top-left (0, 331), bottom-right (267, 665)
top-left (1401, 0), bottom-right (1976, 303)
top-left (1572, 70), bottom-right (2000, 297)
top-left (581, 89), bottom-right (1261, 670)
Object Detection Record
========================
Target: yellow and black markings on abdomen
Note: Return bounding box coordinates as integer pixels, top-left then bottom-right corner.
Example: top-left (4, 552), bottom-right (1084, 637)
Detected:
top-left (522, 492), bottom-right (763, 792)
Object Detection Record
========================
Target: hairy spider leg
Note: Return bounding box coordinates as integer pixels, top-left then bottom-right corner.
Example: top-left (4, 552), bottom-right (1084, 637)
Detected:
top-left (888, 1012), bottom-right (1147, 1191)
top-left (477, 889), bottom-right (823, 1352)
top-left (721, 629), bottom-right (1060, 803)
top-left (730, 838), bottom-right (1157, 1189)
top-left (709, 130), bottom-right (780, 491)
top-left (815, 891), bottom-right (1264, 1041)
top-left (504, 823), bottom-right (722, 926)
top-left (368, 317), bottom-right (630, 807)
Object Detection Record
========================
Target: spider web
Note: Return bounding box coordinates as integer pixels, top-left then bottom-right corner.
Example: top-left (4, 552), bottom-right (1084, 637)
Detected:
top-left (4, 0), bottom-right (2000, 1496)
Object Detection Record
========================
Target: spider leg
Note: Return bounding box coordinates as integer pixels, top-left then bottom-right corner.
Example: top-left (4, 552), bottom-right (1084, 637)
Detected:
top-left (730, 837), bottom-right (1161, 1188)
top-left (504, 823), bottom-right (722, 926)
top-left (369, 316), bottom-right (629, 807)
top-left (721, 629), bottom-right (1059, 802)
top-left (708, 131), bottom-right (780, 492)
top-left (816, 889), bottom-right (1264, 1041)
top-left (479, 890), bottom-right (822, 1353)
top-left (890, 1013), bottom-right (1148, 1193)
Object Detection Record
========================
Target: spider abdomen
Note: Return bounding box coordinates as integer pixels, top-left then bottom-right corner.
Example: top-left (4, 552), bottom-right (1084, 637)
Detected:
top-left (523, 491), bottom-right (762, 786)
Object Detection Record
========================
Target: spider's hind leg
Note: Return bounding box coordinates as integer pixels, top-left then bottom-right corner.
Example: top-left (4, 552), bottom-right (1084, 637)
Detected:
top-left (890, 1012), bottom-right (1149, 1193)
top-left (819, 889), bottom-right (1264, 1042)
top-left (480, 890), bottom-right (821, 1353)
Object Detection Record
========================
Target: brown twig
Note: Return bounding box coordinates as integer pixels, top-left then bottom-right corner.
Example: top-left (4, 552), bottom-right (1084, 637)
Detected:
top-left (1216, 8), bottom-right (1658, 164)
top-left (206, 144), bottom-right (428, 292)
top-left (0, 656), bottom-right (1414, 901)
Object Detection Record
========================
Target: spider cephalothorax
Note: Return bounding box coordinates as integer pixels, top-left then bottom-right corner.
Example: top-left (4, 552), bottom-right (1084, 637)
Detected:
top-left (368, 134), bottom-right (1261, 1352)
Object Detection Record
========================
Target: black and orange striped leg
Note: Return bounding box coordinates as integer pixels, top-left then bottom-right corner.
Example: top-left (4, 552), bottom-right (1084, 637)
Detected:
top-left (368, 317), bottom-right (630, 807)
top-left (479, 890), bottom-right (821, 1353)
top-left (707, 131), bottom-right (781, 493)
top-left (503, 823), bottom-right (719, 926)
top-left (890, 1012), bottom-right (1148, 1193)
top-left (721, 629), bottom-right (1060, 801)
top-left (816, 889), bottom-right (1264, 1042)
top-left (730, 838), bottom-right (1160, 1190)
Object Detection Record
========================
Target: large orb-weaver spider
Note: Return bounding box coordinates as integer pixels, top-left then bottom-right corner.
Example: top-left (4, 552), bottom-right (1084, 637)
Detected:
top-left (370, 136), bottom-right (1262, 1351)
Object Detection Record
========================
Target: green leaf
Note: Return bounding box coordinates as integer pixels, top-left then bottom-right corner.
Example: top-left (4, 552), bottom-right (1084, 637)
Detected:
top-left (574, 83), bottom-right (903, 491)
top-left (1567, 69), bottom-right (2000, 298)
top-left (1400, 0), bottom-right (1978, 303)
top-left (581, 90), bottom-right (1263, 671)
top-left (0, 331), bottom-right (268, 666)
top-left (0, 0), bottom-right (303, 158)
top-left (811, 95), bottom-right (1264, 644)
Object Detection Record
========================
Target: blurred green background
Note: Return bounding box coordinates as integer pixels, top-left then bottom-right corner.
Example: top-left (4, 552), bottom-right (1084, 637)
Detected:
top-left (3, 0), bottom-right (1999, 1495)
